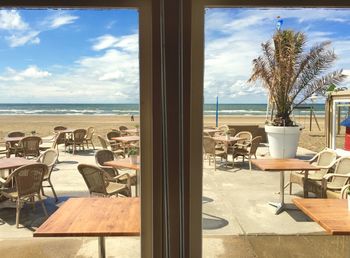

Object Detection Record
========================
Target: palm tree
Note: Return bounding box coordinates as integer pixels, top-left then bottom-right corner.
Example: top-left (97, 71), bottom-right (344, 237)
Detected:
top-left (248, 30), bottom-right (345, 126)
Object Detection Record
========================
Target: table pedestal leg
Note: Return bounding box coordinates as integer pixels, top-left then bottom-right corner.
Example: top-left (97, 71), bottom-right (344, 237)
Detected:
top-left (268, 171), bottom-right (285, 215)
top-left (98, 236), bottom-right (106, 258)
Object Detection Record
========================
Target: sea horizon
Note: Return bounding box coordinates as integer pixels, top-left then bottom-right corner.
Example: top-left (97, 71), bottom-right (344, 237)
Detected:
top-left (0, 103), bottom-right (327, 116)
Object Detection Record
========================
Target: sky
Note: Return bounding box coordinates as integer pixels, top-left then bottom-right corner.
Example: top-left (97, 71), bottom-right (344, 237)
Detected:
top-left (0, 8), bottom-right (349, 104)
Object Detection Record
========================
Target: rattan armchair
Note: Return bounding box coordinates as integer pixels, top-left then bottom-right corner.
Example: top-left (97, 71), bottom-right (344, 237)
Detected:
top-left (6, 131), bottom-right (25, 157)
top-left (16, 136), bottom-right (42, 158)
top-left (203, 136), bottom-right (227, 171)
top-left (106, 131), bottom-right (121, 150)
top-left (78, 164), bottom-right (131, 197)
top-left (0, 163), bottom-right (48, 228)
top-left (37, 149), bottom-right (59, 202)
top-left (84, 127), bottom-right (95, 149)
top-left (232, 136), bottom-right (262, 170)
top-left (119, 126), bottom-right (128, 136)
top-left (65, 129), bottom-right (87, 155)
top-left (233, 131), bottom-right (253, 150)
top-left (95, 149), bottom-right (137, 186)
top-left (98, 135), bottom-right (125, 157)
top-left (288, 149), bottom-right (337, 196)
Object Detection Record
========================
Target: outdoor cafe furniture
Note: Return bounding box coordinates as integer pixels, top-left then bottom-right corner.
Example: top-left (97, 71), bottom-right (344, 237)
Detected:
top-left (288, 149), bottom-right (337, 197)
top-left (5, 131), bottom-right (25, 157)
top-left (53, 126), bottom-right (67, 132)
top-left (104, 157), bottom-right (140, 196)
top-left (97, 135), bottom-right (125, 157)
top-left (112, 136), bottom-right (140, 153)
top-left (251, 159), bottom-right (320, 215)
top-left (16, 136), bottom-right (42, 158)
top-left (119, 125), bottom-right (128, 136)
top-left (37, 149), bottom-right (59, 202)
top-left (0, 157), bottom-right (37, 172)
top-left (34, 197), bottom-right (140, 258)
top-left (233, 131), bottom-right (252, 149)
top-left (106, 130), bottom-right (121, 150)
top-left (0, 163), bottom-right (48, 228)
top-left (95, 149), bottom-right (137, 187)
top-left (203, 136), bottom-right (227, 171)
top-left (64, 129), bottom-right (87, 155)
top-left (232, 136), bottom-right (262, 170)
top-left (84, 126), bottom-right (95, 150)
top-left (307, 157), bottom-right (350, 198)
top-left (78, 164), bottom-right (131, 197)
top-left (293, 198), bottom-right (350, 235)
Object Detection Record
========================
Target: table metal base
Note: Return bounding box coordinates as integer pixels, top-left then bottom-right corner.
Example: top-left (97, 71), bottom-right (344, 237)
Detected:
top-left (268, 171), bottom-right (286, 215)
top-left (98, 236), bottom-right (106, 258)
top-left (268, 201), bottom-right (285, 215)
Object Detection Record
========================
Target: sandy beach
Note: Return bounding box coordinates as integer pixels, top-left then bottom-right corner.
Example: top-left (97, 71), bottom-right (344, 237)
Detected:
top-left (0, 115), bottom-right (344, 153)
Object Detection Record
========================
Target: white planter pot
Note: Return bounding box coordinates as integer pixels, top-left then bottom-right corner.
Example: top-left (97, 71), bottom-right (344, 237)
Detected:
top-left (130, 155), bottom-right (138, 164)
top-left (265, 125), bottom-right (302, 158)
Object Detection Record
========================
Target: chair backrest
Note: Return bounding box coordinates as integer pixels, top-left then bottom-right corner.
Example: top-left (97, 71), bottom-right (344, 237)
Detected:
top-left (38, 149), bottom-right (59, 177)
top-left (52, 132), bottom-right (66, 148)
top-left (119, 126), bottom-right (128, 131)
top-left (73, 129), bottom-right (87, 144)
top-left (332, 157), bottom-right (350, 187)
top-left (19, 136), bottom-right (42, 158)
top-left (203, 137), bottom-right (215, 155)
top-left (249, 136), bottom-right (262, 155)
top-left (235, 131), bottom-right (253, 145)
top-left (12, 163), bottom-right (48, 197)
top-left (315, 149), bottom-right (337, 176)
top-left (86, 127), bottom-right (95, 140)
top-left (54, 126), bottom-right (67, 131)
top-left (107, 131), bottom-right (120, 140)
top-left (95, 149), bottom-right (115, 166)
top-left (78, 164), bottom-right (107, 195)
top-left (8, 131), bottom-right (25, 137)
top-left (98, 135), bottom-right (109, 149)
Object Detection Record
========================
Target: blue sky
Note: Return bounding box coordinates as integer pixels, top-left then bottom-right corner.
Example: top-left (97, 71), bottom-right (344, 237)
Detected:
top-left (0, 8), bottom-right (349, 104)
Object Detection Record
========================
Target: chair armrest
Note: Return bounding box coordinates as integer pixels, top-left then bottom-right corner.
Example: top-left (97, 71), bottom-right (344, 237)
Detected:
top-left (340, 184), bottom-right (350, 199)
top-left (114, 173), bottom-right (131, 189)
top-left (0, 177), bottom-right (6, 184)
top-left (323, 173), bottom-right (350, 180)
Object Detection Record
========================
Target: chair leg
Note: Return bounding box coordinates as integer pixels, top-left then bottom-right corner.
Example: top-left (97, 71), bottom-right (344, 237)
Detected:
top-left (214, 157), bottom-right (216, 171)
top-left (38, 194), bottom-right (48, 217)
top-left (289, 182), bottom-right (292, 195)
top-left (16, 199), bottom-right (21, 228)
top-left (249, 158), bottom-right (252, 170)
top-left (49, 179), bottom-right (58, 202)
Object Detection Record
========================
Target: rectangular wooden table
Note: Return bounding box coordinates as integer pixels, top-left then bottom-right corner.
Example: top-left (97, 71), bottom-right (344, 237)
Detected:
top-left (212, 136), bottom-right (241, 144)
top-left (0, 157), bottom-right (37, 170)
top-left (112, 136), bottom-right (140, 143)
top-left (34, 197), bottom-right (140, 258)
top-left (293, 198), bottom-right (350, 235)
top-left (251, 159), bottom-right (319, 215)
top-left (104, 158), bottom-right (140, 196)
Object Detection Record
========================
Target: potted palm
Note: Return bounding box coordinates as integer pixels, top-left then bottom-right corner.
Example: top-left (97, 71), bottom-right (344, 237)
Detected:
top-left (248, 30), bottom-right (345, 158)
top-left (128, 147), bottom-right (139, 164)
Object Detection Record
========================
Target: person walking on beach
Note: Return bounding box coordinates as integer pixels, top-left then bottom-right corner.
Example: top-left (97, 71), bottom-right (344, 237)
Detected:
top-left (131, 114), bottom-right (134, 121)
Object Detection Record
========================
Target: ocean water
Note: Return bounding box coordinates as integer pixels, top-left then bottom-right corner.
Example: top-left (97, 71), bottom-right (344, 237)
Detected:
top-left (0, 103), bottom-right (326, 116)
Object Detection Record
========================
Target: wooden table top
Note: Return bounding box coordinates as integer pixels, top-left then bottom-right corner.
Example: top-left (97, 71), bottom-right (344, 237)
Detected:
top-left (0, 157), bottom-right (37, 170)
top-left (293, 198), bottom-right (350, 235)
top-left (212, 136), bottom-right (241, 143)
top-left (34, 197), bottom-right (140, 237)
top-left (251, 159), bottom-right (320, 171)
top-left (112, 136), bottom-right (140, 143)
top-left (104, 158), bottom-right (140, 170)
top-left (4, 137), bottom-right (24, 142)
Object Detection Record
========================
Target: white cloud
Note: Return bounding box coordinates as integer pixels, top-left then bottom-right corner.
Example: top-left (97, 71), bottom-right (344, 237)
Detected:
top-left (0, 65), bottom-right (51, 81)
top-left (49, 13), bottom-right (79, 29)
top-left (92, 34), bottom-right (138, 52)
top-left (92, 35), bottom-right (119, 51)
top-left (0, 10), bottom-right (28, 30)
top-left (6, 31), bottom-right (40, 47)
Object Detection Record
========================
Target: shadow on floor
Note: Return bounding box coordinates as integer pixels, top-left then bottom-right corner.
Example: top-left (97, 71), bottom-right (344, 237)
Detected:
top-left (203, 212), bottom-right (229, 230)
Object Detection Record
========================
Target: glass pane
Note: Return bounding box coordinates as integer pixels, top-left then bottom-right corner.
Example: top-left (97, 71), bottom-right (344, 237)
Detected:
top-left (0, 8), bottom-right (141, 257)
top-left (203, 7), bottom-right (350, 257)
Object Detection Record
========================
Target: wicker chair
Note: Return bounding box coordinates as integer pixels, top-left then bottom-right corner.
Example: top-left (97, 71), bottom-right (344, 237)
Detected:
top-left (0, 163), bottom-right (48, 228)
top-left (6, 131), bottom-right (25, 157)
top-left (98, 135), bottom-right (125, 157)
top-left (288, 149), bottom-right (337, 196)
top-left (37, 149), bottom-right (59, 202)
top-left (106, 131), bottom-right (121, 150)
top-left (319, 157), bottom-right (350, 198)
top-left (65, 129), bottom-right (87, 155)
top-left (119, 126), bottom-right (128, 136)
top-left (234, 131), bottom-right (253, 149)
top-left (95, 149), bottom-right (136, 186)
top-left (203, 136), bottom-right (227, 171)
top-left (78, 164), bottom-right (131, 197)
top-left (232, 136), bottom-right (262, 170)
top-left (84, 127), bottom-right (95, 149)
top-left (16, 136), bottom-right (42, 158)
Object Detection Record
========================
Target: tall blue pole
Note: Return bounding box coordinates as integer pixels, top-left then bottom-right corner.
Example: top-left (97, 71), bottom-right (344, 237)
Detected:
top-left (216, 96), bottom-right (219, 127)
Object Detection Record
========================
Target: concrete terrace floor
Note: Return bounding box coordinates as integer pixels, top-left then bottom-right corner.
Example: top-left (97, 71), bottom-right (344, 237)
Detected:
top-left (0, 143), bottom-right (350, 257)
